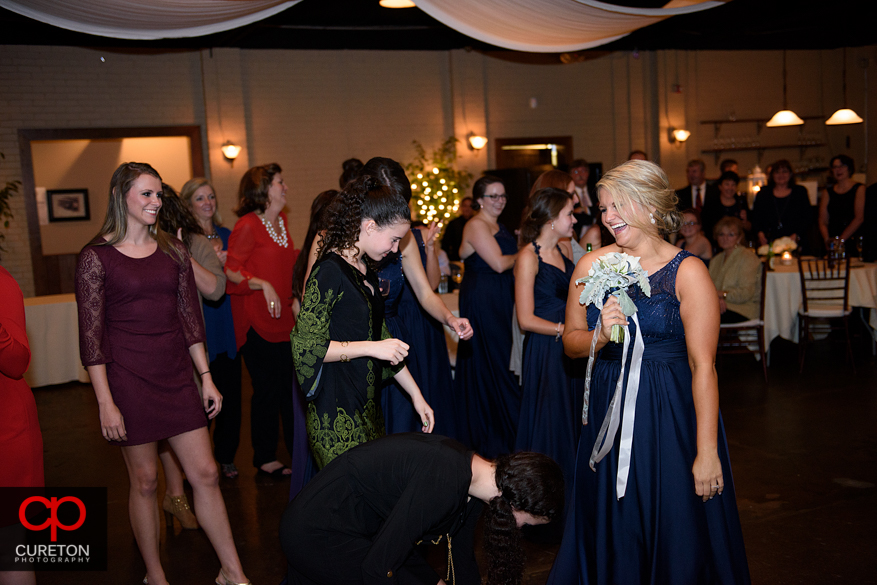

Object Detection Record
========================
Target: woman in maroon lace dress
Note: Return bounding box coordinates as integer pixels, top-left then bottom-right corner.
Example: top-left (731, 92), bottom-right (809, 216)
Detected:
top-left (75, 162), bottom-right (250, 585)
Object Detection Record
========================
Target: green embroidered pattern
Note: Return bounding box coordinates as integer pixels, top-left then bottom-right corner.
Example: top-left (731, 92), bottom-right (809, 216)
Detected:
top-left (291, 265), bottom-right (343, 391)
top-left (306, 391), bottom-right (385, 469)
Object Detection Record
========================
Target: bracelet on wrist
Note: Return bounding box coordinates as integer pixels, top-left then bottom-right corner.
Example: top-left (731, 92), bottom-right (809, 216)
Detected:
top-left (555, 322), bottom-right (562, 342)
top-left (340, 354), bottom-right (350, 363)
top-left (199, 370), bottom-right (211, 377)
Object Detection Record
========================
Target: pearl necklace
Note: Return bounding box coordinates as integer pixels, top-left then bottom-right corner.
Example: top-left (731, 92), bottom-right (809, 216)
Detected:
top-left (259, 214), bottom-right (288, 248)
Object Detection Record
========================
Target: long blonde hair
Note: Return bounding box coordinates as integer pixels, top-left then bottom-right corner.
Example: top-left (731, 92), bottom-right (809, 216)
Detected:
top-left (95, 162), bottom-right (184, 263)
top-left (180, 177), bottom-right (222, 226)
top-left (596, 160), bottom-right (682, 237)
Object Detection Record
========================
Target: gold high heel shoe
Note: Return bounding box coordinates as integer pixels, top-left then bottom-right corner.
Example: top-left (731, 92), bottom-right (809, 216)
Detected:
top-left (215, 568), bottom-right (252, 585)
top-left (162, 493), bottom-right (199, 530)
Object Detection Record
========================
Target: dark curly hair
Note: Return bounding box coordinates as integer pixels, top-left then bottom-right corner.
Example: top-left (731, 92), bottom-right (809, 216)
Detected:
top-left (361, 157), bottom-right (412, 202)
top-left (158, 183), bottom-right (204, 249)
top-left (291, 189), bottom-right (339, 301)
top-left (234, 163), bottom-right (282, 217)
top-left (317, 175), bottom-right (410, 260)
top-left (483, 452), bottom-right (565, 585)
top-left (518, 187), bottom-right (573, 247)
top-left (339, 158), bottom-right (363, 189)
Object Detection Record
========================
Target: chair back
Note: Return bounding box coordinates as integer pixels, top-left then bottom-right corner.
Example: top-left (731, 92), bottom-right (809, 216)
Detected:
top-left (797, 256), bottom-right (851, 315)
top-left (756, 260), bottom-right (768, 321)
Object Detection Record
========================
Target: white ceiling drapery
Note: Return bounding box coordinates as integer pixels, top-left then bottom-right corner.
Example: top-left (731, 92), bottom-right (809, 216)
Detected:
top-left (414, 0), bottom-right (728, 53)
top-left (0, 0), bottom-right (727, 50)
top-left (0, 0), bottom-right (301, 40)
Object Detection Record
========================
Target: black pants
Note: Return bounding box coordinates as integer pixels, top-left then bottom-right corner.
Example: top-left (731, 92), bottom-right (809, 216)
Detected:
top-left (241, 328), bottom-right (295, 468)
top-left (211, 351), bottom-right (243, 465)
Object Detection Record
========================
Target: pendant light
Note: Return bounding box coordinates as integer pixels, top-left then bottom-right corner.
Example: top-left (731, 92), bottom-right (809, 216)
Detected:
top-left (825, 48), bottom-right (864, 125)
top-left (766, 51), bottom-right (804, 127)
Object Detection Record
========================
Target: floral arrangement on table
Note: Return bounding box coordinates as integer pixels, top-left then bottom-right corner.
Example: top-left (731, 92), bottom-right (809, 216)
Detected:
top-left (577, 252), bottom-right (651, 344)
top-left (756, 236), bottom-right (797, 258)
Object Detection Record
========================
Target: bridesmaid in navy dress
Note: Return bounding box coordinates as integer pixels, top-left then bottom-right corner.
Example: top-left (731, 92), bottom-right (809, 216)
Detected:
top-left (548, 161), bottom-right (750, 584)
top-left (454, 176), bottom-right (519, 458)
top-left (514, 187), bottom-right (585, 504)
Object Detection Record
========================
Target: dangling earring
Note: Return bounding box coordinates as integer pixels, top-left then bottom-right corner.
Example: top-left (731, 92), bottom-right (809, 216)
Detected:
top-left (649, 212), bottom-right (656, 224)
top-left (551, 221), bottom-right (555, 230)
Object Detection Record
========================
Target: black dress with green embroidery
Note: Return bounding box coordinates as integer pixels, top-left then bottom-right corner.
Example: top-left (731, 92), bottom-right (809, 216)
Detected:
top-left (292, 252), bottom-right (401, 469)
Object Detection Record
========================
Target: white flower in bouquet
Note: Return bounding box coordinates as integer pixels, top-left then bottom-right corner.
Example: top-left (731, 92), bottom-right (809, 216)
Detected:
top-left (576, 252), bottom-right (651, 343)
top-left (771, 237), bottom-right (798, 255)
top-left (756, 244), bottom-right (770, 256)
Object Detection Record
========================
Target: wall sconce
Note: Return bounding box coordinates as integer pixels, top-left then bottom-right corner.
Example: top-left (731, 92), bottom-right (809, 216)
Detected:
top-left (467, 132), bottom-right (488, 151)
top-left (221, 141), bottom-right (242, 165)
top-left (668, 127), bottom-right (690, 144)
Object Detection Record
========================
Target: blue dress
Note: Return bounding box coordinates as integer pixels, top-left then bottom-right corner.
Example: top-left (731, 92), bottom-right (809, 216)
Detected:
top-left (514, 243), bottom-right (584, 502)
top-left (547, 251), bottom-right (750, 585)
top-left (379, 230), bottom-right (460, 438)
top-left (454, 223), bottom-right (520, 458)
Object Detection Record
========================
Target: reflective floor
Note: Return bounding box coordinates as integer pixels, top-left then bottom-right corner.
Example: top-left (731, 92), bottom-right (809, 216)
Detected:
top-left (30, 335), bottom-right (877, 584)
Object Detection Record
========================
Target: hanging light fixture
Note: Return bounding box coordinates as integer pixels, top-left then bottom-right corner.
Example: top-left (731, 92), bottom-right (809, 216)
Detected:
top-left (826, 48), bottom-right (864, 125)
top-left (379, 0), bottom-right (415, 7)
top-left (221, 141), bottom-right (242, 164)
top-left (766, 51), bottom-right (804, 127)
top-left (668, 127), bottom-right (691, 144)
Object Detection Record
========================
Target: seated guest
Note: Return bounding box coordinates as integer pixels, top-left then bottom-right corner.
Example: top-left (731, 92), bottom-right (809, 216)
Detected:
top-left (751, 159), bottom-right (812, 247)
top-left (675, 209), bottom-right (713, 264)
top-left (701, 171), bottom-right (751, 245)
top-left (709, 217), bottom-right (762, 324)
top-left (280, 433), bottom-right (564, 585)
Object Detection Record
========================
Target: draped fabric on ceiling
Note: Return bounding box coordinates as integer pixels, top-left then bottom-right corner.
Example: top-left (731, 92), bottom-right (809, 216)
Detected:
top-left (0, 0), bottom-right (726, 49)
top-left (414, 0), bottom-right (728, 53)
top-left (0, 0), bottom-right (301, 40)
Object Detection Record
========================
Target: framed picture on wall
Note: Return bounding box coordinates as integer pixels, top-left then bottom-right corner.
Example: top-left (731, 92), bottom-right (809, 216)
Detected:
top-left (47, 189), bottom-right (90, 222)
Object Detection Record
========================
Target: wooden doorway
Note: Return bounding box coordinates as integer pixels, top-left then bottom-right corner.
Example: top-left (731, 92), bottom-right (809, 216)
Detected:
top-left (18, 126), bottom-right (204, 296)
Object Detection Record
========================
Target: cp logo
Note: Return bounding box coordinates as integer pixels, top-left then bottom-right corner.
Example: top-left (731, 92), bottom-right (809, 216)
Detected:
top-left (19, 496), bottom-right (87, 542)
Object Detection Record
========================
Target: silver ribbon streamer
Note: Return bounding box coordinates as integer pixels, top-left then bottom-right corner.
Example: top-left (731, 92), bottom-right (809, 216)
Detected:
top-left (588, 312), bottom-right (645, 500)
top-left (581, 319), bottom-right (601, 425)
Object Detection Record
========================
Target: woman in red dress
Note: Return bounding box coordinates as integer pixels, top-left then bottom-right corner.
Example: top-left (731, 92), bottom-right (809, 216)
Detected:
top-left (0, 266), bottom-right (44, 585)
top-left (75, 162), bottom-right (250, 585)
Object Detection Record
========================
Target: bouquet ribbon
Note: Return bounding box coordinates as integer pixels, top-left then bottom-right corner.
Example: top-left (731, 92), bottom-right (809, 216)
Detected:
top-left (583, 312), bottom-right (645, 500)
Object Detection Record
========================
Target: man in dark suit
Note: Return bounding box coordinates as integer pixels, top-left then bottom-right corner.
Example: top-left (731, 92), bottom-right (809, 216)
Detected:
top-left (676, 159), bottom-right (719, 212)
top-left (570, 159), bottom-right (599, 236)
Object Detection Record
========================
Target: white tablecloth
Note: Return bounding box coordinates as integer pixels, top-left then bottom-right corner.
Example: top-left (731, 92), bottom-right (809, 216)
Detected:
top-left (764, 260), bottom-right (877, 345)
top-left (23, 293), bottom-right (90, 388)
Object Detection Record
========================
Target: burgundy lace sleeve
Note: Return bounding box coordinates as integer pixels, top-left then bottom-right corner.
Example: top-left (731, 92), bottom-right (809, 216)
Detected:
top-left (175, 241), bottom-right (206, 348)
top-left (75, 247), bottom-right (112, 366)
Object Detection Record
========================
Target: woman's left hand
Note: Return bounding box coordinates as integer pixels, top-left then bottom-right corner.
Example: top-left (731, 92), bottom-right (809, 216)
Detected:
top-left (424, 222), bottom-right (440, 247)
top-left (692, 451), bottom-right (724, 502)
top-left (413, 395), bottom-right (435, 433)
top-left (448, 316), bottom-right (474, 340)
top-left (201, 377), bottom-right (223, 419)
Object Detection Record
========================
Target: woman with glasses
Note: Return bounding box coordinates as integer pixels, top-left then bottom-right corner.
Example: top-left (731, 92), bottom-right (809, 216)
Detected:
top-left (709, 217), bottom-right (762, 324)
top-left (675, 209), bottom-right (713, 265)
top-left (454, 175), bottom-right (520, 457)
top-left (818, 154), bottom-right (865, 250)
top-left (181, 178), bottom-right (243, 481)
top-left (751, 159), bottom-right (812, 247)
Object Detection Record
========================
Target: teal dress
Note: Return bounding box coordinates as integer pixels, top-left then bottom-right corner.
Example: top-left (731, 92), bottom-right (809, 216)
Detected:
top-left (292, 253), bottom-right (400, 469)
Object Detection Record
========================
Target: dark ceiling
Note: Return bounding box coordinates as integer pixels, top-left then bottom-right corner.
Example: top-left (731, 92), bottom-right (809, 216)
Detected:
top-left (0, 0), bottom-right (874, 55)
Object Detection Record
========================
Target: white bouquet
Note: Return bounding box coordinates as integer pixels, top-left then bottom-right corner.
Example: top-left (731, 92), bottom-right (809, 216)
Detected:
top-left (577, 252), bottom-right (651, 343)
top-left (756, 236), bottom-right (798, 257)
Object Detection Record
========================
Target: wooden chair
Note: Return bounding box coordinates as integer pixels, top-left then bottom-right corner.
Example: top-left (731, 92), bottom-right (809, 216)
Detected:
top-left (717, 261), bottom-right (768, 381)
top-left (797, 256), bottom-right (853, 373)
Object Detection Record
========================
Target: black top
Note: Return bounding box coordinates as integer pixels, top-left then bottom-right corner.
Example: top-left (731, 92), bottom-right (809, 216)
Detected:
top-left (291, 252), bottom-right (401, 469)
top-left (826, 182), bottom-right (863, 238)
top-left (701, 193), bottom-right (749, 243)
top-left (281, 434), bottom-right (483, 585)
top-left (441, 215), bottom-right (468, 262)
top-left (751, 184), bottom-right (812, 242)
